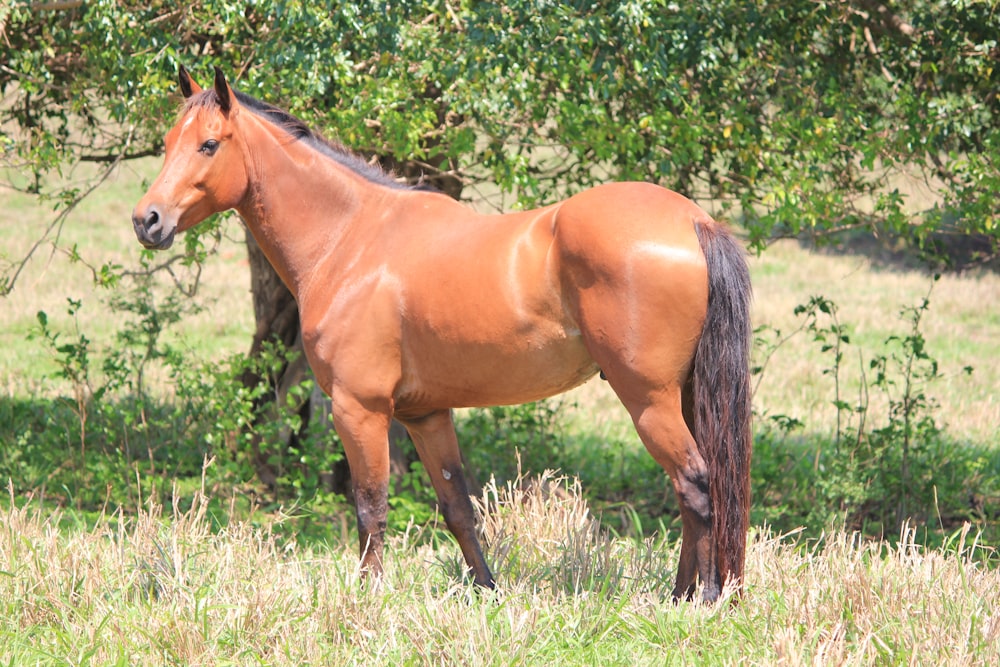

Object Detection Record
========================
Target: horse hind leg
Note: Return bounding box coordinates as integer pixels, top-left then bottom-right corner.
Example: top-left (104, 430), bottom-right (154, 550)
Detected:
top-left (400, 410), bottom-right (495, 588)
top-left (671, 457), bottom-right (718, 601)
top-left (621, 388), bottom-right (721, 602)
top-left (570, 297), bottom-right (720, 599)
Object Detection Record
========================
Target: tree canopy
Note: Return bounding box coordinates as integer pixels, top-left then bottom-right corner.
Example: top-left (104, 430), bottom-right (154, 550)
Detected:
top-left (3, 0), bottom-right (998, 288)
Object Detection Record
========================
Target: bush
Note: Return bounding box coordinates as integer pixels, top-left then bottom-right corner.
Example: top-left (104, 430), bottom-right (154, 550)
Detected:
top-left (751, 283), bottom-right (1000, 547)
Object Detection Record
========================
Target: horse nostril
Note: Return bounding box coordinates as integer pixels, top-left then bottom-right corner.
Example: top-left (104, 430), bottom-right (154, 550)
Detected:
top-left (132, 205), bottom-right (171, 248)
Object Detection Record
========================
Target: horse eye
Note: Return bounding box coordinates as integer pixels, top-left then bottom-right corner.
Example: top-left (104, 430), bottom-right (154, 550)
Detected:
top-left (199, 139), bottom-right (219, 155)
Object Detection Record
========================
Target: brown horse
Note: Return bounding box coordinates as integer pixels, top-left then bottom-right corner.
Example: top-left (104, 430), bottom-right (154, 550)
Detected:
top-left (132, 66), bottom-right (753, 602)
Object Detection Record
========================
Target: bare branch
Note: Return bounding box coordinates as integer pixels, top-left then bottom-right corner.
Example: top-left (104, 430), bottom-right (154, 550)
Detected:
top-left (863, 26), bottom-right (896, 82)
top-left (852, 0), bottom-right (917, 40)
top-left (1, 125), bottom-right (136, 296)
top-left (79, 147), bottom-right (162, 163)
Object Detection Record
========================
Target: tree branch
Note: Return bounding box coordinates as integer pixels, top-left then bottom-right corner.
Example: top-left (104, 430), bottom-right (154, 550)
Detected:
top-left (852, 0), bottom-right (917, 40)
top-left (30, 1), bottom-right (84, 11)
top-left (79, 147), bottom-right (162, 163)
top-left (1, 125), bottom-right (136, 296)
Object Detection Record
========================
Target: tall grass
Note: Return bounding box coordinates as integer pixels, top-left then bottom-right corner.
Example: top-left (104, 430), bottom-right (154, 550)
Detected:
top-left (0, 474), bottom-right (997, 665)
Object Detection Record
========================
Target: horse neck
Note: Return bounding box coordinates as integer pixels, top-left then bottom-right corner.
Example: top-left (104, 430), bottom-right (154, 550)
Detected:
top-left (234, 116), bottom-right (378, 300)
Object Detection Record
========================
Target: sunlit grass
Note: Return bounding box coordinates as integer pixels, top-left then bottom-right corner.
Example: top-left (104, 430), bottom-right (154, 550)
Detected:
top-left (749, 238), bottom-right (999, 443)
top-left (0, 476), bottom-right (996, 665)
top-left (1, 159), bottom-right (254, 392)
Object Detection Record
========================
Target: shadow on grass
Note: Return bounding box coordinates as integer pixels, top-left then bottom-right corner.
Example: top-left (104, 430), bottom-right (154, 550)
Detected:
top-left (0, 393), bottom-right (365, 550)
top-left (752, 426), bottom-right (1000, 553)
top-left (797, 229), bottom-right (999, 275)
top-left (3, 393), bottom-right (998, 560)
top-left (459, 405), bottom-right (1000, 557)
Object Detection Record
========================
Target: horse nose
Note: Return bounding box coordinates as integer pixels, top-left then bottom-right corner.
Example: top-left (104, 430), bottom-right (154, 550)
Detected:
top-left (132, 206), bottom-right (156, 235)
top-left (132, 206), bottom-right (169, 248)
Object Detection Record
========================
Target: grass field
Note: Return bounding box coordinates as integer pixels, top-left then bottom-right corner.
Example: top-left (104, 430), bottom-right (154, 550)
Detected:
top-left (2, 161), bottom-right (1000, 664)
top-left (748, 238), bottom-right (999, 443)
top-left (0, 475), bottom-right (997, 665)
top-left (1, 159), bottom-right (255, 393)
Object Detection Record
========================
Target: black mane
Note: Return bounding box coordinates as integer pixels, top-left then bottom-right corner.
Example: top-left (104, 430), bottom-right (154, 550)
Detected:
top-left (185, 87), bottom-right (416, 191)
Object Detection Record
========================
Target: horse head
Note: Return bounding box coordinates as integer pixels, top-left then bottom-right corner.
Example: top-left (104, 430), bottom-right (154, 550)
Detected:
top-left (132, 66), bottom-right (248, 249)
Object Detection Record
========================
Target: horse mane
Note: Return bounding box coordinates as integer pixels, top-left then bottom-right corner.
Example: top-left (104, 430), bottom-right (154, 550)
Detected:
top-left (184, 88), bottom-right (419, 191)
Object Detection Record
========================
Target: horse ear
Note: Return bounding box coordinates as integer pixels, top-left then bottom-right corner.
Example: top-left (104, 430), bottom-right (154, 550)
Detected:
top-left (213, 66), bottom-right (234, 114)
top-left (178, 65), bottom-right (202, 98)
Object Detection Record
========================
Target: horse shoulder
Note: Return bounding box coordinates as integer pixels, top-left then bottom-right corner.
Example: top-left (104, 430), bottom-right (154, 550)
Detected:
top-left (298, 265), bottom-right (405, 401)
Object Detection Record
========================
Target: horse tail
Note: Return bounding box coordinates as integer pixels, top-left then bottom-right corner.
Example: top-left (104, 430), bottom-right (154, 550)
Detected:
top-left (692, 219), bottom-right (753, 591)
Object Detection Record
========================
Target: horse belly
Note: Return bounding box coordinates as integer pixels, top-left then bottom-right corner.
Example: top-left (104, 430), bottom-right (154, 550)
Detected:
top-left (395, 328), bottom-right (599, 412)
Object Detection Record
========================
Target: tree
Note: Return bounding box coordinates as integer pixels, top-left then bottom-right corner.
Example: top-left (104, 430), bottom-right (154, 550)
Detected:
top-left (3, 0), bottom-right (998, 490)
top-left (444, 0), bottom-right (999, 259)
top-left (5, 2), bottom-right (998, 262)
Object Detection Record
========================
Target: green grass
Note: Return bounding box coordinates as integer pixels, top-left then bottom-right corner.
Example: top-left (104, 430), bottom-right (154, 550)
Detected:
top-left (0, 478), bottom-right (997, 666)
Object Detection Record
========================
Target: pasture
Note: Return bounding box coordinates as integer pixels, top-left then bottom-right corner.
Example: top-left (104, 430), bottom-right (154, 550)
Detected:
top-left (0, 476), bottom-right (997, 664)
top-left (1, 158), bottom-right (999, 664)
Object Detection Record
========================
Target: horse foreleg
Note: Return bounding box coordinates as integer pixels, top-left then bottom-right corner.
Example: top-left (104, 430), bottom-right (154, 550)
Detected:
top-left (401, 410), bottom-right (495, 589)
top-left (332, 397), bottom-right (393, 582)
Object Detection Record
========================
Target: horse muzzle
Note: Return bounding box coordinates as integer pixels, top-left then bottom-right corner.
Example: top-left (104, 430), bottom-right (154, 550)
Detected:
top-left (131, 207), bottom-right (176, 250)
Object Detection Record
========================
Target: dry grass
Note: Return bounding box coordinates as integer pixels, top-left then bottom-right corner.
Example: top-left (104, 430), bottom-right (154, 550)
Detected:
top-left (0, 474), bottom-right (997, 665)
top-left (3, 154), bottom-right (999, 664)
top-left (749, 239), bottom-right (1000, 443)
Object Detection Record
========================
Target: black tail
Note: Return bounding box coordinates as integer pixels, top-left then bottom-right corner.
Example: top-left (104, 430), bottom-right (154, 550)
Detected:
top-left (692, 220), bottom-right (753, 590)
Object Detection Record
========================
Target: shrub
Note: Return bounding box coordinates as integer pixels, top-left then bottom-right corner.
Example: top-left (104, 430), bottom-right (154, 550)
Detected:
top-left (751, 281), bottom-right (1000, 546)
